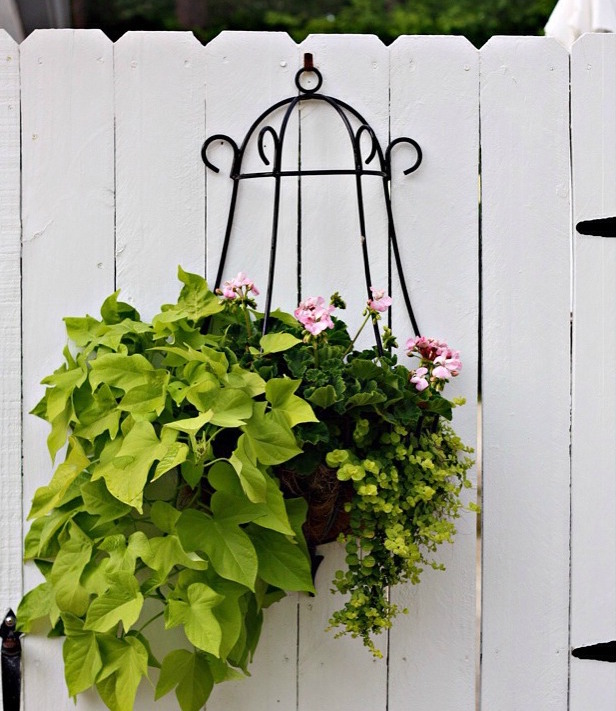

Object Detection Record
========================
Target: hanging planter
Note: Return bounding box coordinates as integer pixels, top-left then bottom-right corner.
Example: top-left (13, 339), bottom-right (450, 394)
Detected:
top-left (17, 57), bottom-right (475, 711)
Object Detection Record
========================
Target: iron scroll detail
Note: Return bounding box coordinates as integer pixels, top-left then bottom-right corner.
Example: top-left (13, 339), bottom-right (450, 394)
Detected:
top-left (202, 54), bottom-right (423, 348)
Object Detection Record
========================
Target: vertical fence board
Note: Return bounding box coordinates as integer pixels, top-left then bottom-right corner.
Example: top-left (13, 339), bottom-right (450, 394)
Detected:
top-left (570, 33), bottom-right (616, 711)
top-left (20, 28), bottom-right (115, 710)
top-left (387, 35), bottom-right (479, 711)
top-left (113, 30), bottom-right (207, 710)
top-left (205, 31), bottom-right (300, 311)
top-left (0, 30), bottom-right (21, 691)
top-left (204, 31), bottom-right (303, 711)
top-left (480, 36), bottom-right (571, 710)
top-left (114, 31), bottom-right (206, 317)
top-left (295, 34), bottom-right (389, 711)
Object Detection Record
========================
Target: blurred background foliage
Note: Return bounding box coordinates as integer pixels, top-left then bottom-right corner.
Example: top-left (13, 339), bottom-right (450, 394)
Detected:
top-left (73, 0), bottom-right (556, 48)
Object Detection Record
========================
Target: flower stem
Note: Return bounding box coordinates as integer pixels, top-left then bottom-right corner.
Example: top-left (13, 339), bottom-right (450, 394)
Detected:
top-left (241, 303), bottom-right (253, 340)
top-left (137, 609), bottom-right (164, 633)
top-left (344, 312), bottom-right (374, 356)
top-left (313, 339), bottom-right (319, 367)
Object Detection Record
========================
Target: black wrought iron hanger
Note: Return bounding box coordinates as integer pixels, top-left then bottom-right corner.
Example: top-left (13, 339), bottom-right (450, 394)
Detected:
top-left (202, 53), bottom-right (423, 354)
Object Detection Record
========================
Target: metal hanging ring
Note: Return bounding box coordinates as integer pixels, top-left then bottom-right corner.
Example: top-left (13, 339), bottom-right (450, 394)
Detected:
top-left (294, 67), bottom-right (323, 94)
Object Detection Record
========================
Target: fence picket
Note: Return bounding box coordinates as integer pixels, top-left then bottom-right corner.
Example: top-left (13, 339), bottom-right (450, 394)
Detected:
top-left (20, 28), bottom-right (115, 710)
top-left (0, 32), bottom-right (22, 708)
top-left (204, 31), bottom-right (302, 711)
top-left (570, 33), bottom-right (616, 711)
top-left (114, 31), bottom-right (206, 317)
top-left (295, 34), bottom-right (390, 711)
top-left (388, 35), bottom-right (479, 711)
top-left (480, 36), bottom-right (571, 710)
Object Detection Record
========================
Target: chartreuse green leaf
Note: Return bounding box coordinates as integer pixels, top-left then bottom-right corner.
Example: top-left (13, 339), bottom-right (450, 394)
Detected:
top-left (207, 578), bottom-right (247, 660)
top-left (165, 582), bottom-right (224, 655)
top-left (210, 474), bottom-right (294, 536)
top-left (150, 500), bottom-right (181, 534)
top-left (118, 370), bottom-right (170, 416)
top-left (92, 421), bottom-right (185, 512)
top-left (242, 401), bottom-right (302, 465)
top-left (228, 437), bottom-right (267, 503)
top-left (84, 572), bottom-right (144, 633)
top-left (226, 366), bottom-right (265, 397)
top-left (155, 649), bottom-right (213, 711)
top-left (50, 522), bottom-right (92, 615)
top-left (28, 437), bottom-right (89, 519)
top-left (259, 332), bottom-right (302, 354)
top-left (100, 290), bottom-right (140, 325)
top-left (228, 594), bottom-right (263, 671)
top-left (81, 479), bottom-right (132, 524)
top-left (163, 411), bottom-right (212, 437)
top-left (140, 535), bottom-right (208, 579)
top-left (41, 352), bottom-right (87, 421)
top-left (17, 582), bottom-right (58, 632)
top-left (46, 399), bottom-right (72, 464)
top-left (152, 267), bottom-right (223, 333)
top-left (209, 388), bottom-right (254, 427)
top-left (61, 614), bottom-right (103, 698)
top-left (209, 491), bottom-right (267, 525)
top-left (177, 509), bottom-right (258, 590)
top-left (72, 384), bottom-right (121, 441)
top-left (265, 377), bottom-right (318, 428)
top-left (152, 441), bottom-right (189, 481)
top-left (96, 634), bottom-right (149, 711)
top-left (89, 352), bottom-right (156, 392)
top-left (248, 525), bottom-right (315, 593)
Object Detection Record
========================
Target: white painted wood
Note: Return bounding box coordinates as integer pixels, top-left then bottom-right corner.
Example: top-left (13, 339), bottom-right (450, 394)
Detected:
top-left (113, 31), bottom-right (207, 710)
top-left (204, 31), bottom-right (303, 711)
top-left (294, 33), bottom-right (390, 711)
top-left (387, 35), bottom-right (479, 711)
top-left (480, 36), bottom-right (571, 710)
top-left (114, 31), bottom-right (206, 319)
top-left (20, 28), bottom-right (115, 710)
top-left (0, 32), bottom-right (22, 708)
top-left (204, 31), bottom-right (300, 313)
top-left (570, 32), bottom-right (616, 711)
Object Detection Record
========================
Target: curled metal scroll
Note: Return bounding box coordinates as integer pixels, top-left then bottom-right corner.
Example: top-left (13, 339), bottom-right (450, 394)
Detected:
top-left (201, 134), bottom-right (240, 176)
top-left (202, 55), bottom-right (424, 344)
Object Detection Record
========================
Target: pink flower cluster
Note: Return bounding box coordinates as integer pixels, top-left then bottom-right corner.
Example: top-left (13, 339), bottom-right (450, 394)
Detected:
top-left (406, 336), bottom-right (462, 392)
top-left (294, 296), bottom-right (335, 336)
top-left (218, 272), bottom-right (260, 300)
top-left (367, 287), bottom-right (392, 313)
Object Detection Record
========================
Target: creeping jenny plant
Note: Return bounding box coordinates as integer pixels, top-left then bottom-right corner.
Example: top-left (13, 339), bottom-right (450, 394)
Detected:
top-left (18, 268), bottom-right (473, 711)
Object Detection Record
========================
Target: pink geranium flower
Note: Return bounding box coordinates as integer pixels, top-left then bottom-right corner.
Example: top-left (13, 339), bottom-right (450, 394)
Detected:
top-left (434, 352), bottom-right (462, 377)
top-left (367, 287), bottom-right (392, 314)
top-left (410, 367), bottom-right (429, 392)
top-left (294, 296), bottom-right (335, 336)
top-left (219, 272), bottom-right (260, 300)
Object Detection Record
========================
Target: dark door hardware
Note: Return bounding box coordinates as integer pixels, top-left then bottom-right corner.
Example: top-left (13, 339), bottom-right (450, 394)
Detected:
top-left (572, 640), bottom-right (616, 663)
top-left (576, 217), bottom-right (616, 237)
top-left (1, 610), bottom-right (21, 711)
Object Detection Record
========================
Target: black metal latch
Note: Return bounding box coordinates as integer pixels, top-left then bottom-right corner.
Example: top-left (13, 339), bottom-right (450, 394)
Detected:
top-left (1, 610), bottom-right (22, 711)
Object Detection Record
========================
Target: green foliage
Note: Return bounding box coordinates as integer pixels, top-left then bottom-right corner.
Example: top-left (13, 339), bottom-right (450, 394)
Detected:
top-left (80, 0), bottom-right (555, 48)
top-left (19, 272), bottom-right (314, 710)
top-left (19, 268), bottom-right (473, 708)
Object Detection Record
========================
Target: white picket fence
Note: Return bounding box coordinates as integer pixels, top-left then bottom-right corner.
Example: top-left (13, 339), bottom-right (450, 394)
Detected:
top-left (0, 28), bottom-right (615, 711)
